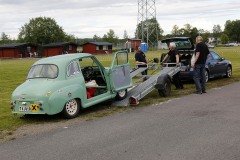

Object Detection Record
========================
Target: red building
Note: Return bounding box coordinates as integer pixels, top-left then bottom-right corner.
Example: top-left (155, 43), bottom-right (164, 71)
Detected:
top-left (82, 42), bottom-right (112, 54)
top-left (42, 42), bottom-right (78, 57)
top-left (0, 43), bottom-right (37, 58)
top-left (126, 38), bottom-right (142, 52)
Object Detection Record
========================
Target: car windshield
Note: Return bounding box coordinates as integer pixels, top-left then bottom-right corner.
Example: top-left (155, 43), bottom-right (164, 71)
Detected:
top-left (27, 64), bottom-right (58, 79)
top-left (174, 40), bottom-right (192, 49)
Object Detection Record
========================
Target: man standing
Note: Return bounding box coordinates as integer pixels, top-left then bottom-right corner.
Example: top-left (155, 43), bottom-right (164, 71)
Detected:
top-left (162, 42), bottom-right (184, 90)
top-left (135, 46), bottom-right (148, 75)
top-left (191, 36), bottom-right (210, 94)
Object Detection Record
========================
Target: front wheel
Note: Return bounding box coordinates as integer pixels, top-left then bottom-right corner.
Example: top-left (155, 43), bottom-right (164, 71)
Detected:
top-left (205, 70), bottom-right (209, 83)
top-left (116, 90), bottom-right (127, 100)
top-left (158, 78), bottom-right (171, 97)
top-left (62, 99), bottom-right (80, 119)
top-left (225, 66), bottom-right (232, 78)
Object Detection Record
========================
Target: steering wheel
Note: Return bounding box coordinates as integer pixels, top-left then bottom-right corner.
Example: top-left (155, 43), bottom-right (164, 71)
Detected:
top-left (82, 66), bottom-right (94, 81)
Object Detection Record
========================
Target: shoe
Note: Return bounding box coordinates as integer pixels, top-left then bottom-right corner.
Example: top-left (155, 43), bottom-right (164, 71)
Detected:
top-left (202, 91), bottom-right (207, 93)
top-left (194, 91), bottom-right (202, 94)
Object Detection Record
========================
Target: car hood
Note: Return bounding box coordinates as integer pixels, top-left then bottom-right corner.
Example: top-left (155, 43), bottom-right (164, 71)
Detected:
top-left (12, 79), bottom-right (60, 99)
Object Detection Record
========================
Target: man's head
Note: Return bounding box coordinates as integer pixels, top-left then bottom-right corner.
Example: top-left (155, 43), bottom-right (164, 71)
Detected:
top-left (137, 46), bottom-right (141, 52)
top-left (196, 36), bottom-right (203, 44)
top-left (169, 42), bottom-right (176, 50)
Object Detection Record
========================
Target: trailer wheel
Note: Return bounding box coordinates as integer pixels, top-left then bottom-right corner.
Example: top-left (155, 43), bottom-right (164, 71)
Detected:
top-left (62, 99), bottom-right (80, 119)
top-left (158, 78), bottom-right (171, 97)
top-left (116, 90), bottom-right (127, 100)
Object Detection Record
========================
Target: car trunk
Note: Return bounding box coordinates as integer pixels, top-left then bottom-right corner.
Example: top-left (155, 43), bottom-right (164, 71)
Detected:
top-left (160, 37), bottom-right (195, 72)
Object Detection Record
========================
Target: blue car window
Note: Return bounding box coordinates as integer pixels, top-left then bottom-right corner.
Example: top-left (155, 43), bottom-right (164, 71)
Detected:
top-left (210, 51), bottom-right (220, 60)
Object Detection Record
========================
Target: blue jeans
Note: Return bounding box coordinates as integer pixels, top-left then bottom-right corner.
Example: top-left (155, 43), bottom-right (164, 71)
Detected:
top-left (193, 64), bottom-right (206, 92)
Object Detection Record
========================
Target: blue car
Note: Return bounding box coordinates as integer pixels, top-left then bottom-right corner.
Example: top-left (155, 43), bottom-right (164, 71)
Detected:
top-left (161, 37), bottom-right (232, 82)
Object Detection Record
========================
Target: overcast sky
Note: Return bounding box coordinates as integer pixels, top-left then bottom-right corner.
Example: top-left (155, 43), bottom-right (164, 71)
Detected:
top-left (0, 0), bottom-right (240, 39)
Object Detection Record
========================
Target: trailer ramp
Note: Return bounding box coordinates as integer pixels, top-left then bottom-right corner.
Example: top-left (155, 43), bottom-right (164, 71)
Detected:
top-left (112, 64), bottom-right (180, 106)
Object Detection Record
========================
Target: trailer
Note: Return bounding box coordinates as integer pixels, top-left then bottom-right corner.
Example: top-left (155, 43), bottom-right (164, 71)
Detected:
top-left (112, 63), bottom-right (181, 106)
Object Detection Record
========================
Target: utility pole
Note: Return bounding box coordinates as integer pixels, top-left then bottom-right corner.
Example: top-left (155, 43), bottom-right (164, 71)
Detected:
top-left (137, 0), bottom-right (158, 49)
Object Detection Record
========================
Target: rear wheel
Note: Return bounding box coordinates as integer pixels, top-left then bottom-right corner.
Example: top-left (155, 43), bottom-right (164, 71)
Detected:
top-left (158, 78), bottom-right (171, 97)
top-left (225, 66), bottom-right (232, 78)
top-left (62, 99), bottom-right (80, 119)
top-left (116, 90), bottom-right (127, 100)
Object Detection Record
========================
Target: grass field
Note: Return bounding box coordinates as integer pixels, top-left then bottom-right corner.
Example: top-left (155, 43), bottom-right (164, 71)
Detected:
top-left (0, 47), bottom-right (240, 140)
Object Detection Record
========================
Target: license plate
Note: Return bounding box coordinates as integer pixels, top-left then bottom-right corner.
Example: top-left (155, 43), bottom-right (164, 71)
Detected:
top-left (19, 104), bottom-right (38, 112)
top-left (19, 106), bottom-right (30, 112)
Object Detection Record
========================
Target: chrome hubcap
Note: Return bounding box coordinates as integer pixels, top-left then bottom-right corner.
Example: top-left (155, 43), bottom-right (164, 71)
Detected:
top-left (65, 99), bottom-right (78, 115)
top-left (227, 67), bottom-right (232, 77)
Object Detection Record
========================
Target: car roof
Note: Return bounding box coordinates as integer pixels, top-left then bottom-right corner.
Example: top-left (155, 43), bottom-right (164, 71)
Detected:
top-left (34, 53), bottom-right (92, 66)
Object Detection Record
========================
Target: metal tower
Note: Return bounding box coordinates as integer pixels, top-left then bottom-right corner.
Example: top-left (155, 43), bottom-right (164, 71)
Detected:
top-left (137, 0), bottom-right (158, 49)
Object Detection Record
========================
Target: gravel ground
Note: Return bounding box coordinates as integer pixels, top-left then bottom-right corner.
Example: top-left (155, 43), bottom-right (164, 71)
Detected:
top-left (0, 116), bottom-right (87, 144)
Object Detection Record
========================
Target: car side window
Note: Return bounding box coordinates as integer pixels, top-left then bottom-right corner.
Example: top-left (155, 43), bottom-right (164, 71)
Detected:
top-left (211, 51), bottom-right (221, 60)
top-left (113, 52), bottom-right (128, 66)
top-left (67, 61), bottom-right (80, 77)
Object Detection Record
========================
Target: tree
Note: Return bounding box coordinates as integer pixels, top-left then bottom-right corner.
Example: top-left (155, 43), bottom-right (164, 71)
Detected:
top-left (102, 29), bottom-right (119, 44)
top-left (0, 32), bottom-right (12, 44)
top-left (170, 24), bottom-right (199, 41)
top-left (183, 24), bottom-right (192, 36)
top-left (18, 17), bottom-right (72, 44)
top-left (135, 18), bottom-right (163, 48)
top-left (190, 27), bottom-right (199, 41)
top-left (65, 34), bottom-right (76, 42)
top-left (224, 20), bottom-right (240, 42)
top-left (202, 30), bottom-right (211, 43)
top-left (93, 34), bottom-right (102, 42)
top-left (123, 30), bottom-right (128, 40)
top-left (212, 24), bottom-right (222, 44)
top-left (171, 25), bottom-right (180, 36)
top-left (220, 33), bottom-right (229, 44)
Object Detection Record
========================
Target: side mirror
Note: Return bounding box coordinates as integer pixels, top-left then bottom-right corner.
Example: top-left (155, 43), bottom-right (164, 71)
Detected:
top-left (221, 57), bottom-right (225, 61)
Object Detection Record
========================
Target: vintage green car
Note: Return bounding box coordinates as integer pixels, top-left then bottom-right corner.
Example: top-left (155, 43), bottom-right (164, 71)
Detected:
top-left (11, 51), bottom-right (132, 118)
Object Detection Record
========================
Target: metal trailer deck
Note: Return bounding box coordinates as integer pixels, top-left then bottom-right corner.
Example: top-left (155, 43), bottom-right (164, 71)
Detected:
top-left (112, 63), bottom-right (181, 106)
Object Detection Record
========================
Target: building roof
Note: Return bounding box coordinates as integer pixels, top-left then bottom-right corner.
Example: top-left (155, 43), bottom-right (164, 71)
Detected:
top-left (83, 42), bottom-right (112, 46)
top-left (0, 43), bottom-right (36, 49)
top-left (42, 42), bottom-right (78, 48)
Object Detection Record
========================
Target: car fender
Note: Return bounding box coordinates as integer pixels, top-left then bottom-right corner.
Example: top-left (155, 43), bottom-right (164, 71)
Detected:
top-left (155, 73), bottom-right (171, 90)
top-left (47, 84), bottom-right (86, 114)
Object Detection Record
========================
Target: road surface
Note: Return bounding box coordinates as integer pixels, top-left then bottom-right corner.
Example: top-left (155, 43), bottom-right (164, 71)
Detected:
top-left (1, 82), bottom-right (240, 160)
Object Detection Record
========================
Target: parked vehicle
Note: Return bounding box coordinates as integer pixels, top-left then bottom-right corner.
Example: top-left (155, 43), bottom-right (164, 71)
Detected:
top-left (160, 37), bottom-right (232, 82)
top-left (224, 43), bottom-right (238, 47)
top-left (11, 51), bottom-right (132, 118)
top-left (11, 50), bottom-right (181, 118)
top-left (207, 43), bottom-right (215, 48)
top-left (180, 50), bottom-right (232, 82)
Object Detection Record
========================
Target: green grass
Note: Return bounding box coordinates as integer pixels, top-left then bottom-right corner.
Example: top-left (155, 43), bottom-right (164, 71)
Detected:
top-left (0, 47), bottom-right (240, 140)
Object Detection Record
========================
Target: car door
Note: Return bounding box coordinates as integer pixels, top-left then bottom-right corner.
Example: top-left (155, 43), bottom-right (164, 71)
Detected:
top-left (208, 51), bottom-right (226, 76)
top-left (110, 51), bottom-right (132, 92)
